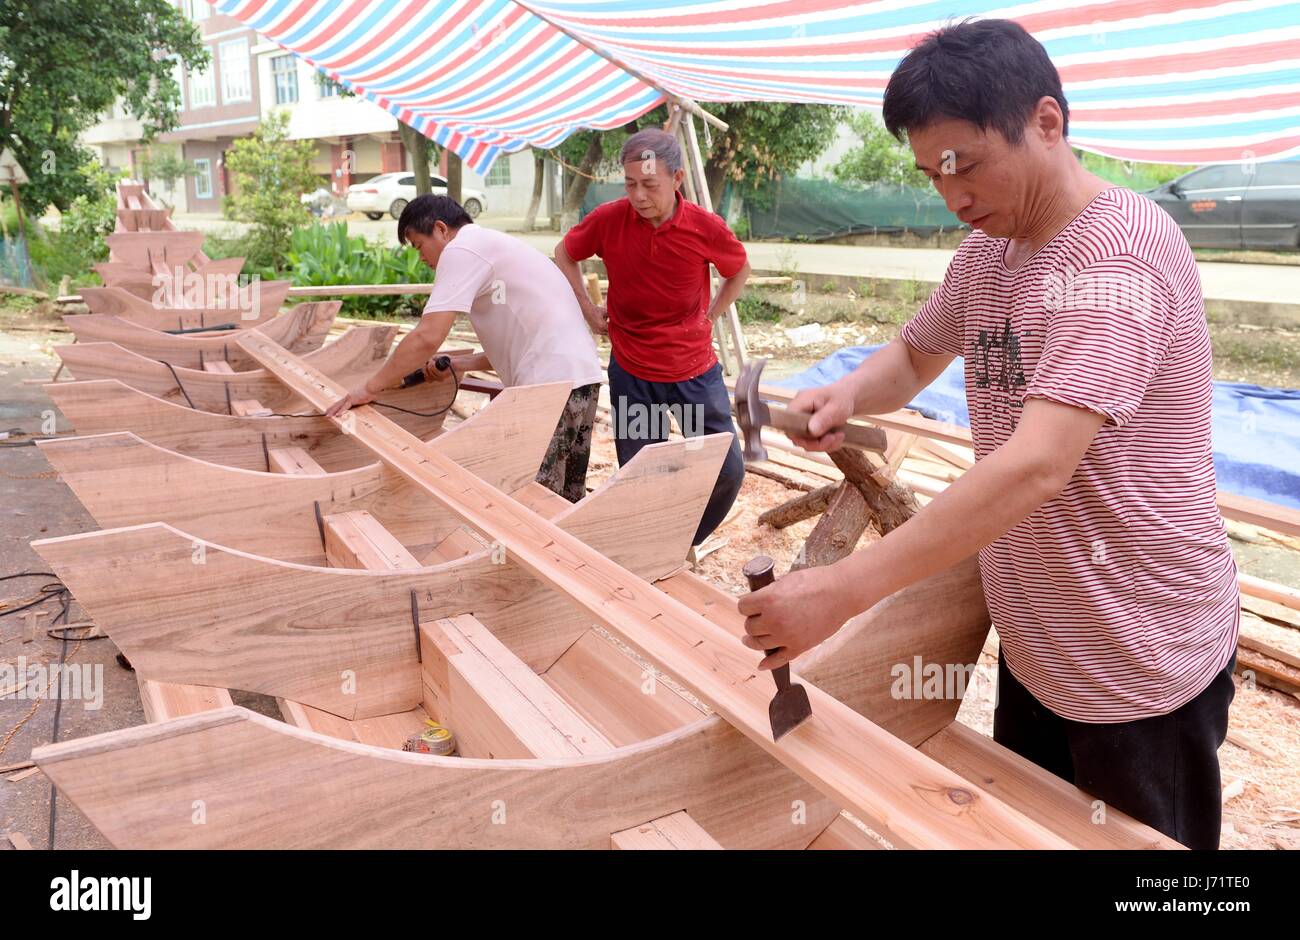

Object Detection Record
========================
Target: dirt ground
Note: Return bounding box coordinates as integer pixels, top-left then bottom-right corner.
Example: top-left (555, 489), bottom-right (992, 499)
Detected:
top-left (1, 294), bottom-right (1298, 851)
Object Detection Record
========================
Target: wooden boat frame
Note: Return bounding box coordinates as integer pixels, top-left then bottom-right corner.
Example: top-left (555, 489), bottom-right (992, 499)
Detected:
top-left (29, 338), bottom-right (1182, 851)
top-left (52, 324), bottom-right (398, 414)
top-left (60, 301), bottom-right (339, 369)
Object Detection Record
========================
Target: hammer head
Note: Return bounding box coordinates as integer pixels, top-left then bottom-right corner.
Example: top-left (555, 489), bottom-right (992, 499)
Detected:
top-left (735, 358), bottom-right (769, 463)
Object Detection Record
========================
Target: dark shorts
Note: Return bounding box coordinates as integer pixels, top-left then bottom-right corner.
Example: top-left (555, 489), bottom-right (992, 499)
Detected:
top-left (606, 354), bottom-right (744, 546)
top-left (535, 383), bottom-right (600, 503)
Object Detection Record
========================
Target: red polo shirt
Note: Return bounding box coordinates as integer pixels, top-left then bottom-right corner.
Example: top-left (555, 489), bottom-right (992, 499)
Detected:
top-left (563, 193), bottom-right (748, 382)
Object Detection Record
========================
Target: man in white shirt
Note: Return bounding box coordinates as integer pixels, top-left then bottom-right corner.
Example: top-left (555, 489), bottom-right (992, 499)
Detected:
top-left (326, 195), bottom-right (606, 502)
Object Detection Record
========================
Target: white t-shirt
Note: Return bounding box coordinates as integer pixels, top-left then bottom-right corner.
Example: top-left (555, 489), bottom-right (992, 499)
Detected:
top-left (421, 225), bottom-right (604, 389)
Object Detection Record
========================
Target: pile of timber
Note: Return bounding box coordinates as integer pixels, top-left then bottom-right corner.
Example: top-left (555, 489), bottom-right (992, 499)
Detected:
top-left (29, 328), bottom-right (1188, 848)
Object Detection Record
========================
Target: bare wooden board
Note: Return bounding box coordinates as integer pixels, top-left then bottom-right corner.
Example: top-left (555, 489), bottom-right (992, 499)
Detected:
top-left (611, 811), bottom-right (723, 849)
top-left (45, 378), bottom-right (451, 472)
top-left (239, 333), bottom-right (1071, 849)
top-left (917, 722), bottom-right (1183, 849)
top-left (61, 301), bottom-right (337, 369)
top-left (54, 325), bottom-right (396, 412)
top-left (807, 813), bottom-right (885, 849)
top-left (421, 616), bottom-right (613, 759)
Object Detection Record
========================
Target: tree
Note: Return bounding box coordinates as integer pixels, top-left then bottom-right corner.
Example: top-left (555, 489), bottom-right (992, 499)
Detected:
top-left (832, 111), bottom-right (930, 189)
top-left (523, 148), bottom-right (545, 230)
top-left (136, 145), bottom-right (195, 207)
top-left (553, 106), bottom-right (667, 230)
top-left (223, 110), bottom-right (319, 271)
top-left (701, 102), bottom-right (848, 208)
top-left (0, 1), bottom-right (207, 216)
top-left (396, 119), bottom-right (433, 197)
top-left (445, 151), bottom-right (462, 204)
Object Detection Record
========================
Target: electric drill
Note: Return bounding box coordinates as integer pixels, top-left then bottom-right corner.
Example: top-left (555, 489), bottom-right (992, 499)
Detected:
top-left (399, 355), bottom-right (453, 389)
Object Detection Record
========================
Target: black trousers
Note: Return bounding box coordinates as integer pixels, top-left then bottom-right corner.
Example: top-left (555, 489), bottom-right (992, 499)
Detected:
top-left (607, 353), bottom-right (745, 546)
top-left (993, 650), bottom-right (1236, 850)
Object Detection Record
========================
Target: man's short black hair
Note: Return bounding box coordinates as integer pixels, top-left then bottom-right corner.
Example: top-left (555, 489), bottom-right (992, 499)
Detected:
top-left (882, 19), bottom-right (1068, 145)
top-left (397, 194), bottom-right (473, 244)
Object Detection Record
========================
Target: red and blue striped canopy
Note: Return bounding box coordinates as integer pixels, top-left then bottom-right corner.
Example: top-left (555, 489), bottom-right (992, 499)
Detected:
top-left (213, 0), bottom-right (1300, 173)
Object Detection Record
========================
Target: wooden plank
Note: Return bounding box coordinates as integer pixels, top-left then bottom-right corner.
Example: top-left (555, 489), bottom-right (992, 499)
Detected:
top-left (611, 811), bottom-right (723, 849)
top-left (1239, 573), bottom-right (1300, 613)
top-left (808, 813), bottom-right (885, 850)
top-left (323, 510), bottom-right (423, 570)
top-left (203, 361), bottom-right (236, 375)
top-left (917, 722), bottom-right (1183, 849)
top-left (420, 525), bottom-right (487, 565)
top-left (266, 446), bottom-right (326, 476)
top-left (543, 629), bottom-right (705, 747)
top-left (138, 677), bottom-right (233, 723)
top-left (239, 332), bottom-right (1072, 849)
top-left (420, 616), bottom-right (613, 759)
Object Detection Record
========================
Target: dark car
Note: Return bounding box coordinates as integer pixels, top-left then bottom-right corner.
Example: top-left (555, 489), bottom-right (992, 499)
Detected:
top-left (1145, 161), bottom-right (1300, 249)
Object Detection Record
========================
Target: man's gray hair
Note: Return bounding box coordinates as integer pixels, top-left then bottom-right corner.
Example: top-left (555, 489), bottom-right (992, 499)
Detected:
top-left (620, 128), bottom-right (682, 174)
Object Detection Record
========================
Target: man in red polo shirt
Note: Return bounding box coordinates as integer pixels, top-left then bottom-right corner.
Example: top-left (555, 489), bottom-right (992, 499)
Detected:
top-left (555, 128), bottom-right (751, 547)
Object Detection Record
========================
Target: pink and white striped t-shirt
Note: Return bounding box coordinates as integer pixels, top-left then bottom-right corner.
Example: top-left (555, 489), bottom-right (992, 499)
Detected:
top-left (900, 187), bottom-right (1239, 723)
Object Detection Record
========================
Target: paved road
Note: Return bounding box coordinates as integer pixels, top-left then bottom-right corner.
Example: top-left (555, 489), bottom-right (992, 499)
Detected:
top-left (172, 211), bottom-right (1300, 307)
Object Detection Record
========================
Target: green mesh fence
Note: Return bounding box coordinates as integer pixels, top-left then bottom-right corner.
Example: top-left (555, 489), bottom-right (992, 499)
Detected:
top-left (580, 177), bottom-right (960, 241)
top-left (743, 177), bottom-right (961, 240)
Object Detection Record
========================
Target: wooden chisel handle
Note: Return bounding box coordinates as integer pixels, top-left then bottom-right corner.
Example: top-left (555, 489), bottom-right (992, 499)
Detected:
top-left (742, 556), bottom-right (792, 692)
top-left (764, 405), bottom-right (887, 453)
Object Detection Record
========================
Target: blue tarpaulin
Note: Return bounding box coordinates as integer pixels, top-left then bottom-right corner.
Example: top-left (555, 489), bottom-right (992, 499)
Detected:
top-left (774, 345), bottom-right (1300, 512)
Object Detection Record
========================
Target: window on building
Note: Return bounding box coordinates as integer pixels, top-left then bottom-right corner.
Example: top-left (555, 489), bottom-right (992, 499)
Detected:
top-left (485, 160), bottom-right (511, 187)
top-left (189, 64), bottom-right (215, 108)
top-left (185, 0), bottom-right (210, 21)
top-left (194, 158), bottom-right (213, 199)
top-left (220, 39), bottom-right (251, 103)
top-left (272, 54), bottom-right (299, 105)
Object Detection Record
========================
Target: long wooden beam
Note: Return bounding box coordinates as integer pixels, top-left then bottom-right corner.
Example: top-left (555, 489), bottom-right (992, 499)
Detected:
top-left (238, 331), bottom-right (1069, 849)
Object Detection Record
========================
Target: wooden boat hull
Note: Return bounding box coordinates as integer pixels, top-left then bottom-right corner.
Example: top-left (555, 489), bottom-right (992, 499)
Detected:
top-left (93, 258), bottom-right (245, 300)
top-left (106, 230), bottom-right (205, 271)
top-left (38, 382), bottom-right (577, 562)
top-left (53, 325), bottom-right (397, 413)
top-left (78, 281), bottom-right (292, 330)
top-left (61, 301), bottom-right (338, 369)
top-left (44, 377), bottom-right (455, 471)
top-left (33, 431), bottom-right (730, 713)
top-left (35, 702), bottom-right (840, 849)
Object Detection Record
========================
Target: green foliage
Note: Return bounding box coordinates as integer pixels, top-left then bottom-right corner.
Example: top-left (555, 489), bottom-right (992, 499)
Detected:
top-left (136, 146), bottom-right (195, 205)
top-left (705, 102), bottom-right (848, 208)
top-left (1075, 150), bottom-right (1187, 191)
top-left (832, 111), bottom-right (930, 189)
top-left (17, 159), bottom-right (122, 288)
top-left (223, 110), bottom-right (320, 271)
top-left (280, 221), bottom-right (428, 319)
top-left (0, 1), bottom-right (208, 216)
top-left (735, 292), bottom-right (785, 324)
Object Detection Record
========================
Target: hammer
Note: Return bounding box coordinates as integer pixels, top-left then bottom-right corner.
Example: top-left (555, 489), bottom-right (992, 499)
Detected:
top-left (734, 358), bottom-right (887, 463)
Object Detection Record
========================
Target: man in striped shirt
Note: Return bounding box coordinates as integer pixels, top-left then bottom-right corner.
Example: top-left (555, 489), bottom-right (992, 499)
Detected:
top-left (738, 20), bottom-right (1239, 850)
